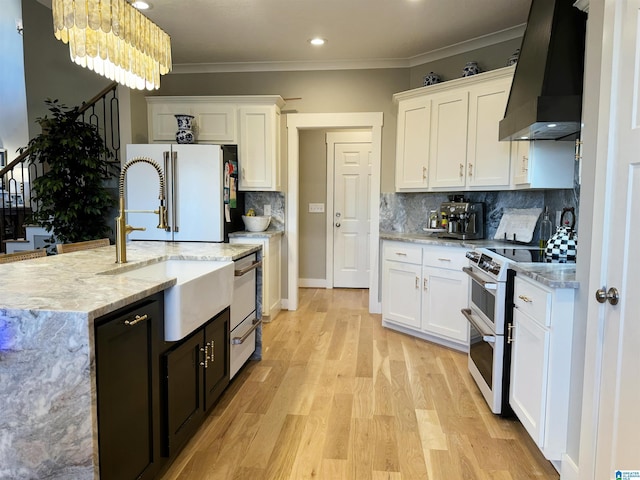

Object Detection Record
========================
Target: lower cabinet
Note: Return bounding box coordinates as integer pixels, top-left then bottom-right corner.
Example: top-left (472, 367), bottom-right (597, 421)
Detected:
top-left (509, 274), bottom-right (575, 462)
top-left (381, 240), bottom-right (469, 351)
top-left (95, 294), bottom-right (164, 480)
top-left (163, 308), bottom-right (230, 457)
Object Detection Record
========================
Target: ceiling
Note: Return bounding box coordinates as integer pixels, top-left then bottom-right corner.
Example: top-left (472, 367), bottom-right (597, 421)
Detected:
top-left (37, 0), bottom-right (532, 72)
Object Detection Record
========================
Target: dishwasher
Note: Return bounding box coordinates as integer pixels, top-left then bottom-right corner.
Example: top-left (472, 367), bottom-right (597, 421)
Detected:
top-left (230, 252), bottom-right (261, 378)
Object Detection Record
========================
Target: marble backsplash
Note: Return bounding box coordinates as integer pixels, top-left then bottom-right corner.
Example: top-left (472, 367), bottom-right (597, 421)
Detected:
top-left (244, 191), bottom-right (285, 231)
top-left (380, 189), bottom-right (578, 244)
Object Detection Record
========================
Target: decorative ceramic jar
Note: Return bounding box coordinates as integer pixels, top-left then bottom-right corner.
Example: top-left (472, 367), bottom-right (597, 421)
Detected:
top-left (174, 114), bottom-right (195, 144)
top-left (423, 72), bottom-right (441, 86)
top-left (462, 61), bottom-right (481, 77)
top-left (507, 49), bottom-right (520, 66)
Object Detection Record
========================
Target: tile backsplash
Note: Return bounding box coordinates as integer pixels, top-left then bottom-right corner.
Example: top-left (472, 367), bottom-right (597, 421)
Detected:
top-left (380, 189), bottom-right (578, 244)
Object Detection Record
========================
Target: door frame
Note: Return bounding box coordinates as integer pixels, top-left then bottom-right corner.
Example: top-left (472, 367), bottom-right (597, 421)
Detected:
top-left (286, 113), bottom-right (383, 313)
top-left (325, 130), bottom-right (372, 289)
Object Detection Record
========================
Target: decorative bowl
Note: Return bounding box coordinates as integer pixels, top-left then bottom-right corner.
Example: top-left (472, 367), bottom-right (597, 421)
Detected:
top-left (242, 215), bottom-right (271, 232)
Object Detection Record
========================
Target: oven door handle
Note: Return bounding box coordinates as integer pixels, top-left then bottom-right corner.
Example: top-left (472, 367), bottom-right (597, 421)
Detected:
top-left (462, 266), bottom-right (497, 290)
top-left (461, 308), bottom-right (496, 343)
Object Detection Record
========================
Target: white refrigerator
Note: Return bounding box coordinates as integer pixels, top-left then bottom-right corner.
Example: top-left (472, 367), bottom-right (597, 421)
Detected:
top-left (125, 144), bottom-right (243, 242)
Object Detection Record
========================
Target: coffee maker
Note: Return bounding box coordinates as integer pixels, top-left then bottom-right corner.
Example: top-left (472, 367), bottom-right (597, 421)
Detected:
top-left (439, 201), bottom-right (484, 240)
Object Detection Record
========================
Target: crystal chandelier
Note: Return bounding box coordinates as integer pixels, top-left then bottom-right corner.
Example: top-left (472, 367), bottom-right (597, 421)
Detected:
top-left (52, 0), bottom-right (172, 90)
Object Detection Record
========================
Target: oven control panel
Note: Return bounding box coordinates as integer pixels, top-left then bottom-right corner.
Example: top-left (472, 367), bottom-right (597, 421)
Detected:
top-left (466, 250), bottom-right (502, 277)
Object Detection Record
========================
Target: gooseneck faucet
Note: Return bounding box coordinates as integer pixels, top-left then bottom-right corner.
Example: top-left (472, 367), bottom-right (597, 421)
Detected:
top-left (115, 157), bottom-right (168, 263)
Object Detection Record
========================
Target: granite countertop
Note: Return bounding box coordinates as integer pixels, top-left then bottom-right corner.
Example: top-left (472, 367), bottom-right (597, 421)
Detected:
top-left (380, 232), bottom-right (579, 289)
top-left (0, 241), bottom-right (261, 317)
top-left (229, 229), bottom-right (284, 238)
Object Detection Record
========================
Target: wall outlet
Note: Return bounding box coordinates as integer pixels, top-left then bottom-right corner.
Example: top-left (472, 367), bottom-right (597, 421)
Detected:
top-left (308, 203), bottom-right (325, 213)
top-left (264, 204), bottom-right (272, 216)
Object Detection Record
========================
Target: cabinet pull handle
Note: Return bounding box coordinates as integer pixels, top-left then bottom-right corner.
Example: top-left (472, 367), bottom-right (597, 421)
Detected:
top-left (459, 163), bottom-right (464, 177)
top-left (124, 314), bottom-right (148, 326)
top-left (232, 319), bottom-right (262, 345)
top-left (210, 341), bottom-right (214, 363)
top-left (468, 163), bottom-right (473, 177)
top-left (200, 344), bottom-right (209, 368)
top-left (437, 257), bottom-right (451, 262)
top-left (235, 259), bottom-right (262, 276)
top-left (422, 166), bottom-right (427, 181)
top-left (507, 323), bottom-right (514, 344)
top-left (423, 278), bottom-right (428, 290)
top-left (518, 294), bottom-right (533, 303)
top-left (415, 276), bottom-right (419, 289)
top-left (395, 252), bottom-right (407, 256)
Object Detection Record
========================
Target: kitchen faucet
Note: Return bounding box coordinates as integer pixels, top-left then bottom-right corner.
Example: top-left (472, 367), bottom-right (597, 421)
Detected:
top-left (115, 157), bottom-right (168, 263)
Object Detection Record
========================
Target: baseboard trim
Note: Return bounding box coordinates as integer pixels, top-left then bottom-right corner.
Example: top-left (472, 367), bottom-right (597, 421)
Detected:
top-left (560, 453), bottom-right (579, 480)
top-left (298, 278), bottom-right (327, 288)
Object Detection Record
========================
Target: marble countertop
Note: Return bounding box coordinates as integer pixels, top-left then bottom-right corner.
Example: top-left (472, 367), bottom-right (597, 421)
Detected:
top-left (229, 229), bottom-right (284, 238)
top-left (0, 241), bottom-right (261, 318)
top-left (380, 232), bottom-right (579, 289)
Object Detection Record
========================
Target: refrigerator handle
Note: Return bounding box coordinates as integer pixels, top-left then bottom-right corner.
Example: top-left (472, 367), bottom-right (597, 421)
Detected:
top-left (163, 151), bottom-right (171, 232)
top-left (172, 151), bottom-right (179, 232)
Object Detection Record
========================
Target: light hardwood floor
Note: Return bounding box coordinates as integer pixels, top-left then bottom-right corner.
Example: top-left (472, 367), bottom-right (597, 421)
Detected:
top-left (159, 288), bottom-right (559, 480)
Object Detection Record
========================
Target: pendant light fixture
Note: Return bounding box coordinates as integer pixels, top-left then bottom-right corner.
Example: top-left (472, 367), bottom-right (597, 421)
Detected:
top-left (51, 0), bottom-right (172, 90)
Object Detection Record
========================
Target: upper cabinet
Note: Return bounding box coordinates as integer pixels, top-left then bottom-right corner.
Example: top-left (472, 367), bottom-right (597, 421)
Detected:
top-left (146, 95), bottom-right (285, 191)
top-left (395, 66), bottom-right (579, 192)
top-left (394, 67), bottom-right (514, 192)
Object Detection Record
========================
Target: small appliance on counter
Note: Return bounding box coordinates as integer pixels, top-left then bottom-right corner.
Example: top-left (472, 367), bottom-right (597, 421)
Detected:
top-left (439, 201), bottom-right (484, 240)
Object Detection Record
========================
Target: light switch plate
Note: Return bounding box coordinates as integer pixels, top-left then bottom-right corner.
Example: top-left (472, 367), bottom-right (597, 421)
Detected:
top-left (309, 203), bottom-right (325, 213)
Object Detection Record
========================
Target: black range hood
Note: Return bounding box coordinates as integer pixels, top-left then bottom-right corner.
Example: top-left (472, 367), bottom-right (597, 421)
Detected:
top-left (499, 0), bottom-right (587, 141)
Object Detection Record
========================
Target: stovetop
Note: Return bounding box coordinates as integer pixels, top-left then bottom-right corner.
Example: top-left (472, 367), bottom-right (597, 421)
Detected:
top-left (486, 247), bottom-right (576, 264)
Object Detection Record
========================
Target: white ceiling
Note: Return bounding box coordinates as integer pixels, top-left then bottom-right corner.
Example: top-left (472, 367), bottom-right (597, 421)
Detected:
top-left (37, 0), bottom-right (532, 72)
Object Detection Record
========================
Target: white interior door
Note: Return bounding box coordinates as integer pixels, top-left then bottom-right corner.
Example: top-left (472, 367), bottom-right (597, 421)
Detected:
top-left (583, 0), bottom-right (640, 477)
top-left (328, 133), bottom-right (371, 288)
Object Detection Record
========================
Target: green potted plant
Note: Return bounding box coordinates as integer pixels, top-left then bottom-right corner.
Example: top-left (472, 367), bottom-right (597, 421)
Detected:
top-left (20, 99), bottom-right (119, 246)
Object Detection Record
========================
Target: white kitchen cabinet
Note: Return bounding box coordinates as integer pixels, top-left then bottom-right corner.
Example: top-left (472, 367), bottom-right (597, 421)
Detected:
top-left (146, 97), bottom-right (237, 144)
top-left (429, 90), bottom-right (469, 189)
top-left (395, 96), bottom-right (431, 190)
top-left (466, 77), bottom-right (513, 188)
top-left (511, 140), bottom-right (575, 189)
top-left (145, 96), bottom-right (285, 192)
top-left (229, 233), bottom-right (282, 319)
top-left (509, 274), bottom-right (575, 462)
top-left (381, 240), bottom-right (469, 351)
top-left (238, 105), bottom-right (282, 191)
top-left (393, 66), bottom-right (515, 193)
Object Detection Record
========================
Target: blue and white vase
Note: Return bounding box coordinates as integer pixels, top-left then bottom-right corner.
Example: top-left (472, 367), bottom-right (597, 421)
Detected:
top-left (423, 72), bottom-right (441, 86)
top-left (175, 114), bottom-right (195, 144)
top-left (462, 61), bottom-right (481, 77)
top-left (507, 49), bottom-right (520, 66)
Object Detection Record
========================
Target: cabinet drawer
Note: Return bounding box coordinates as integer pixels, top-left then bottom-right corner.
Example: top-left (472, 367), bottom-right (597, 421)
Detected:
top-left (383, 241), bottom-right (422, 264)
top-left (230, 313), bottom-right (257, 379)
top-left (514, 276), bottom-right (551, 326)
top-left (422, 245), bottom-right (467, 270)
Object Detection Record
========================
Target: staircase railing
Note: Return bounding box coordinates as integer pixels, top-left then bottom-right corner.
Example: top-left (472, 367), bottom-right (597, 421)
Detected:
top-left (0, 82), bottom-right (120, 253)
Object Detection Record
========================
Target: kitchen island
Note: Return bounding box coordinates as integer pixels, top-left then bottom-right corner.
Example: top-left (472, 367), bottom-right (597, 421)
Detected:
top-left (0, 241), bottom-right (261, 480)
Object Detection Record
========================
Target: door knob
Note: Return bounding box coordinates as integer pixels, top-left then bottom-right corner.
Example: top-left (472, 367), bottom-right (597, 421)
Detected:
top-left (595, 287), bottom-right (620, 305)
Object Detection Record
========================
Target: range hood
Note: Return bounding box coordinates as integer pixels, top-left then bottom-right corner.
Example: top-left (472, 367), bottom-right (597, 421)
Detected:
top-left (499, 0), bottom-right (587, 141)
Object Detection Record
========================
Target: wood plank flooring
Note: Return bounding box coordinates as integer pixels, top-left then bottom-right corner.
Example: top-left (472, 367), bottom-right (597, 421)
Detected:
top-left (159, 288), bottom-right (559, 480)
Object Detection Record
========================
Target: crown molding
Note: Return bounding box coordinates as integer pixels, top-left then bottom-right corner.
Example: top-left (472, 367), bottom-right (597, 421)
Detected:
top-left (170, 24), bottom-right (526, 75)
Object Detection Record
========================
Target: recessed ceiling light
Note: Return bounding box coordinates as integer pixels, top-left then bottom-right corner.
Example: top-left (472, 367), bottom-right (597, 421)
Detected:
top-left (131, 1), bottom-right (151, 10)
top-left (547, 123), bottom-right (557, 128)
top-left (309, 38), bottom-right (327, 46)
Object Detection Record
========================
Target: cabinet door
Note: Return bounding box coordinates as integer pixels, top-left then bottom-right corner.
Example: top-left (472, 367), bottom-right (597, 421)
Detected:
top-left (421, 266), bottom-right (469, 344)
top-left (194, 103), bottom-right (236, 143)
top-left (467, 78), bottom-right (512, 188)
top-left (395, 97), bottom-right (431, 191)
top-left (164, 332), bottom-right (205, 457)
top-left (238, 105), bottom-right (280, 191)
top-left (148, 103), bottom-right (195, 142)
top-left (429, 91), bottom-right (469, 189)
top-left (382, 260), bottom-right (422, 329)
top-left (95, 298), bottom-right (162, 480)
top-left (509, 308), bottom-right (550, 446)
top-left (203, 309), bottom-right (230, 411)
top-left (511, 141), bottom-right (575, 189)
top-left (511, 141), bottom-right (531, 186)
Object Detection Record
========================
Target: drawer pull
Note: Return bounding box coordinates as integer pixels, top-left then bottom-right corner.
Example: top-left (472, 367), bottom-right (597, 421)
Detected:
top-left (235, 259), bottom-right (262, 276)
top-left (232, 319), bottom-right (262, 345)
top-left (124, 314), bottom-right (148, 326)
top-left (437, 257), bottom-right (451, 262)
top-left (518, 295), bottom-right (533, 303)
